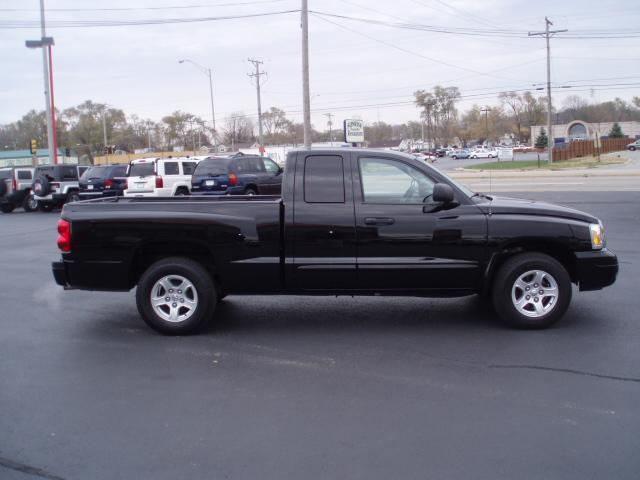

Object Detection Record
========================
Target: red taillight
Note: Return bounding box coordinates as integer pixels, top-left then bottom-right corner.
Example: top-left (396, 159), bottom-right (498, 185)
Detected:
top-left (228, 173), bottom-right (237, 186)
top-left (51, 182), bottom-right (60, 190)
top-left (155, 176), bottom-right (163, 188)
top-left (104, 179), bottom-right (113, 189)
top-left (123, 179), bottom-right (128, 190)
top-left (57, 219), bottom-right (71, 252)
top-left (12, 177), bottom-right (17, 191)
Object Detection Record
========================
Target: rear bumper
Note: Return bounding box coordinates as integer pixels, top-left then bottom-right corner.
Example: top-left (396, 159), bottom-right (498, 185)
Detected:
top-left (575, 249), bottom-right (619, 291)
top-left (52, 261), bottom-right (71, 288)
top-left (78, 190), bottom-right (117, 200)
top-left (191, 186), bottom-right (245, 196)
top-left (52, 259), bottom-right (132, 291)
top-left (36, 193), bottom-right (66, 205)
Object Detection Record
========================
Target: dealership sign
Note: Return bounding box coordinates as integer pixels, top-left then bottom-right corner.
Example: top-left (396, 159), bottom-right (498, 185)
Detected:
top-left (344, 119), bottom-right (364, 143)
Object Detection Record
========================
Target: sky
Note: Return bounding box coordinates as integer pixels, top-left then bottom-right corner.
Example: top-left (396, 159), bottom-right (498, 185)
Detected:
top-left (1, 0), bottom-right (639, 133)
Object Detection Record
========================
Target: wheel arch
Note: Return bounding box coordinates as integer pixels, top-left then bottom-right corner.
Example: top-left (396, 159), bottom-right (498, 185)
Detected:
top-left (131, 240), bottom-right (222, 290)
top-left (483, 241), bottom-right (578, 295)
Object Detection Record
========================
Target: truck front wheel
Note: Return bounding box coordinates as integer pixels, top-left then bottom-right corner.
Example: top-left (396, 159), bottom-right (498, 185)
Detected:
top-left (492, 253), bottom-right (572, 329)
top-left (136, 257), bottom-right (217, 335)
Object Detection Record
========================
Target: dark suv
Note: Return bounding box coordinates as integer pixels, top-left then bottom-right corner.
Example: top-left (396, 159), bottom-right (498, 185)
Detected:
top-left (0, 167), bottom-right (37, 213)
top-left (78, 165), bottom-right (128, 200)
top-left (190, 154), bottom-right (283, 196)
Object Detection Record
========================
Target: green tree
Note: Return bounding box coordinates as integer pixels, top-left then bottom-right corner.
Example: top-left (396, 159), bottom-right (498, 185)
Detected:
top-left (535, 128), bottom-right (548, 148)
top-left (608, 122), bottom-right (624, 138)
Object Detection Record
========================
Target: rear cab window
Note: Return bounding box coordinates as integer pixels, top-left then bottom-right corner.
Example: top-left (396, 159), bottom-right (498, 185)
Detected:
top-left (304, 155), bottom-right (345, 203)
top-left (17, 170), bottom-right (32, 180)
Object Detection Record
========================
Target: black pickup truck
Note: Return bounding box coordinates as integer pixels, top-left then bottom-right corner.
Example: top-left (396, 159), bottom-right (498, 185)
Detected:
top-left (52, 148), bottom-right (618, 334)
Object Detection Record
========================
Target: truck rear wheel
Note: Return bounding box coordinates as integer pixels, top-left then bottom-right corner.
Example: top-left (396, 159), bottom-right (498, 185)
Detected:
top-left (136, 257), bottom-right (216, 335)
top-left (492, 253), bottom-right (572, 329)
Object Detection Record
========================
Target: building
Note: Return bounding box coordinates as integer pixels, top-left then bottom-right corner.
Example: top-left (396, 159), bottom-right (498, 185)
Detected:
top-left (530, 120), bottom-right (640, 145)
top-left (0, 148), bottom-right (79, 168)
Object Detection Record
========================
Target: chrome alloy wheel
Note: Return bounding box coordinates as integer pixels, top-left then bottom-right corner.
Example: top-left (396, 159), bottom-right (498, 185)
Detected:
top-left (511, 269), bottom-right (559, 318)
top-left (150, 275), bottom-right (198, 323)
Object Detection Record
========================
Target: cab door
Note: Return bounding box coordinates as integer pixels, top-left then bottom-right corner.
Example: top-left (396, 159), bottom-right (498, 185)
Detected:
top-left (288, 152), bottom-right (357, 291)
top-left (352, 154), bottom-right (487, 292)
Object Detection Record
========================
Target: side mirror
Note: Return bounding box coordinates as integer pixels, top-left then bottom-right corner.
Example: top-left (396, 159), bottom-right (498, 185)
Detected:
top-left (278, 166), bottom-right (284, 174)
top-left (432, 183), bottom-right (454, 203)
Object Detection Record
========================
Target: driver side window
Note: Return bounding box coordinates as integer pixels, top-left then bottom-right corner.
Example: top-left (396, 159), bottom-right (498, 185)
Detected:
top-left (359, 157), bottom-right (435, 204)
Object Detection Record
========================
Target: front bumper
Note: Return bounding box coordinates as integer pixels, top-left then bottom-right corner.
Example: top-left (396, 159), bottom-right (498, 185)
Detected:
top-left (575, 249), bottom-right (619, 291)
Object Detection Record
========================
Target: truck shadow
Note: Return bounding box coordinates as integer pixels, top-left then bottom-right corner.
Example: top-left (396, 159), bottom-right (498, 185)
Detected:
top-left (202, 295), bottom-right (508, 335)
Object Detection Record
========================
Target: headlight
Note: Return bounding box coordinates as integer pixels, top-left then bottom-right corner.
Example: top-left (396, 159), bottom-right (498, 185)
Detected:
top-left (589, 223), bottom-right (605, 250)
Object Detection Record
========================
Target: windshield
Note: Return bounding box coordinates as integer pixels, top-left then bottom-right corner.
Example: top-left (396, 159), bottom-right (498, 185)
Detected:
top-left (129, 162), bottom-right (155, 177)
top-left (194, 158), bottom-right (231, 176)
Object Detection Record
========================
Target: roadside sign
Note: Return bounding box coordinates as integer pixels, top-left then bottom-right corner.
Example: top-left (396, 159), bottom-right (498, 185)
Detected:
top-left (344, 119), bottom-right (364, 143)
top-left (497, 147), bottom-right (513, 160)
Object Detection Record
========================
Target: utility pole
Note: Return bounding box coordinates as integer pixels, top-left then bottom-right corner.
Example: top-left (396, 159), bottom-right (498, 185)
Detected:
top-left (301, 0), bottom-right (312, 148)
top-left (324, 113), bottom-right (333, 142)
top-left (248, 58), bottom-right (266, 153)
top-left (529, 17), bottom-right (567, 163)
top-left (102, 108), bottom-right (108, 151)
top-left (480, 107), bottom-right (491, 144)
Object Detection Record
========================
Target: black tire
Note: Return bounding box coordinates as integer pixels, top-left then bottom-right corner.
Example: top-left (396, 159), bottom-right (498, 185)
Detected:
top-left (629, 146), bottom-right (636, 151)
top-left (66, 191), bottom-right (80, 203)
top-left (32, 176), bottom-right (51, 197)
top-left (23, 194), bottom-right (38, 212)
top-left (1, 203), bottom-right (15, 214)
top-left (136, 257), bottom-right (217, 335)
top-left (175, 187), bottom-right (189, 196)
top-left (38, 203), bottom-right (54, 212)
top-left (492, 253), bottom-right (572, 329)
top-left (244, 187), bottom-right (257, 196)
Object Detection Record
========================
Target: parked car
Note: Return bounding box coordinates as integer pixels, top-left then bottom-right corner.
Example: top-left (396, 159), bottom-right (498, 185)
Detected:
top-left (52, 148), bottom-right (618, 335)
top-left (190, 153), bottom-right (283, 196)
top-left (123, 157), bottom-right (201, 197)
top-left (32, 165), bottom-right (88, 212)
top-left (626, 140), bottom-right (640, 151)
top-left (78, 165), bottom-right (128, 200)
top-left (470, 149), bottom-right (498, 159)
top-left (0, 167), bottom-right (37, 213)
top-left (451, 149), bottom-right (471, 159)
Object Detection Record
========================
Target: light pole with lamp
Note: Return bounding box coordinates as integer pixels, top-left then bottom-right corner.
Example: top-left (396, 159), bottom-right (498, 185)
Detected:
top-left (179, 59), bottom-right (217, 151)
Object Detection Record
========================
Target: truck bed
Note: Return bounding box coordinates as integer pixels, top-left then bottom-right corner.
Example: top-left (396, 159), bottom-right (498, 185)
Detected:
top-left (60, 195), bottom-right (284, 293)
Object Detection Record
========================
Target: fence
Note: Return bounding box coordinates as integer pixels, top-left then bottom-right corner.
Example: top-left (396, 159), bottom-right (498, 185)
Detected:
top-left (552, 137), bottom-right (630, 161)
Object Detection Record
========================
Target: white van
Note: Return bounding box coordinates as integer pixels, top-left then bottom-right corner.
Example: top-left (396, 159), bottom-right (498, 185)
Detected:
top-left (124, 157), bottom-right (201, 197)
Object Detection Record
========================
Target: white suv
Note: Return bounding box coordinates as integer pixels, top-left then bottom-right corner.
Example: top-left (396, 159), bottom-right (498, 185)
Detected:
top-left (124, 157), bottom-right (201, 197)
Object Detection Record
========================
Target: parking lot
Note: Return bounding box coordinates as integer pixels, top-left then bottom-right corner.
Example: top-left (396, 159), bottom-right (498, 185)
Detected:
top-left (1, 190), bottom-right (639, 480)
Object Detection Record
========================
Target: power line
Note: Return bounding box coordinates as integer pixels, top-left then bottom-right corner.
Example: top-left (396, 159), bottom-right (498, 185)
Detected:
top-left (310, 12), bottom-right (529, 83)
top-left (0, 9), bottom-right (300, 28)
top-left (0, 0), bottom-right (293, 11)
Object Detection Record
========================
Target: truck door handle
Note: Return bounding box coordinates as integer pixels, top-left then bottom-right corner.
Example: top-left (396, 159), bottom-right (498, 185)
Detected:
top-left (364, 217), bottom-right (395, 226)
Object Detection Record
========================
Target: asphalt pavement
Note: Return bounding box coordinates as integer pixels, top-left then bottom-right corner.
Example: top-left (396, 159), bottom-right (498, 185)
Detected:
top-left (1, 192), bottom-right (639, 480)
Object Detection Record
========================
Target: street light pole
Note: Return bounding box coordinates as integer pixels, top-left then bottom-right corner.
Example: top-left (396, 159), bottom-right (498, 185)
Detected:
top-left (25, 0), bottom-right (57, 165)
top-left (179, 59), bottom-right (217, 151)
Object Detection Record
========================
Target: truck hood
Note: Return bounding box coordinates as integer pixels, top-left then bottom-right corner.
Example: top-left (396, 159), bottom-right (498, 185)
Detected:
top-left (478, 195), bottom-right (598, 224)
